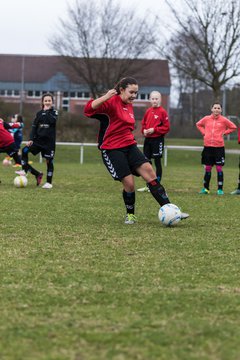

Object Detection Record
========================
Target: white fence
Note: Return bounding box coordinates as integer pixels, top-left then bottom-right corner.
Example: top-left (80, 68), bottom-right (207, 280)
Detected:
top-left (23, 142), bottom-right (240, 165)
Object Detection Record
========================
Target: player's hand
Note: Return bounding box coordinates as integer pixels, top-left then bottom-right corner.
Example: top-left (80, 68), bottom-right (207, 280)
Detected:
top-left (143, 129), bottom-right (148, 136)
top-left (43, 105), bottom-right (52, 111)
top-left (105, 89), bottom-right (117, 100)
top-left (26, 140), bottom-right (33, 147)
top-left (145, 128), bottom-right (154, 135)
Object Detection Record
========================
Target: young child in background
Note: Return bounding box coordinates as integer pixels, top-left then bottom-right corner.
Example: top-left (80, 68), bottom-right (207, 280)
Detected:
top-left (16, 93), bottom-right (58, 189)
top-left (230, 126), bottom-right (240, 195)
top-left (10, 114), bottom-right (24, 167)
top-left (137, 91), bottom-right (170, 192)
top-left (196, 102), bottom-right (237, 195)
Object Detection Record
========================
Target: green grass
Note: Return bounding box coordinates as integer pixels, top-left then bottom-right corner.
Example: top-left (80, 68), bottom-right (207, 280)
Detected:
top-left (0, 143), bottom-right (239, 360)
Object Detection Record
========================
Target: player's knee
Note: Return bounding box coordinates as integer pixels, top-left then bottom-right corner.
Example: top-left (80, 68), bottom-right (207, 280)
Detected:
top-left (205, 165), bottom-right (212, 172)
top-left (22, 146), bottom-right (29, 154)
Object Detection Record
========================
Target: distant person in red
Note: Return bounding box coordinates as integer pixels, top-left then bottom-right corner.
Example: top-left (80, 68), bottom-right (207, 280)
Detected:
top-left (138, 91), bottom-right (170, 192)
top-left (0, 117), bottom-right (23, 179)
top-left (84, 77), bottom-right (189, 224)
top-left (196, 102), bottom-right (237, 195)
top-left (230, 126), bottom-right (240, 195)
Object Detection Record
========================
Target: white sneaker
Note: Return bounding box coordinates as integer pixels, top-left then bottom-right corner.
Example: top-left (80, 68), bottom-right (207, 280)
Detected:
top-left (42, 182), bottom-right (53, 189)
top-left (137, 186), bottom-right (149, 192)
top-left (15, 170), bottom-right (26, 176)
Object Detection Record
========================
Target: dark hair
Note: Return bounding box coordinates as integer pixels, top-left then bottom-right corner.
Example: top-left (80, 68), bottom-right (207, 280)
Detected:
top-left (42, 92), bottom-right (54, 103)
top-left (16, 114), bottom-right (23, 123)
top-left (114, 77), bottom-right (138, 94)
top-left (211, 102), bottom-right (222, 108)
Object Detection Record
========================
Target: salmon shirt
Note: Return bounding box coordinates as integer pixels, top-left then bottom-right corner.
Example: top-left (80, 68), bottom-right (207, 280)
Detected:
top-left (84, 95), bottom-right (137, 150)
top-left (196, 115), bottom-right (237, 147)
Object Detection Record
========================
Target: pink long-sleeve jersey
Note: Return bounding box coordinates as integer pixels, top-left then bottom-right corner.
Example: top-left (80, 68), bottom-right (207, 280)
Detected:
top-left (196, 114), bottom-right (237, 147)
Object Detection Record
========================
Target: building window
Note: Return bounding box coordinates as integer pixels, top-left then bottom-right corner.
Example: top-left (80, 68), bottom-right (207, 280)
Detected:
top-left (77, 92), bottom-right (83, 98)
top-left (0, 90), bottom-right (5, 96)
top-left (62, 98), bottom-right (69, 112)
top-left (28, 91), bottom-right (34, 97)
top-left (63, 92), bottom-right (69, 98)
top-left (140, 94), bottom-right (146, 100)
top-left (70, 91), bottom-right (76, 98)
top-left (84, 92), bottom-right (90, 98)
top-left (35, 91), bottom-right (41, 97)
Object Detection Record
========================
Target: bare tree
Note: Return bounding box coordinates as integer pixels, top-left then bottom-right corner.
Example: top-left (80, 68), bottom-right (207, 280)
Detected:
top-left (162, 0), bottom-right (240, 100)
top-left (50, 0), bottom-right (157, 97)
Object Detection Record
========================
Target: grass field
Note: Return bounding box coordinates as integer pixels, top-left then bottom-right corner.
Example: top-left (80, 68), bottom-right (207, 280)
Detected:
top-left (0, 142), bottom-right (239, 360)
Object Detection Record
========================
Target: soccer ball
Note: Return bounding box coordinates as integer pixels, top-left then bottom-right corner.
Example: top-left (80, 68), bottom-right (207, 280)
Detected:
top-left (158, 203), bottom-right (181, 226)
top-left (2, 158), bottom-right (12, 166)
top-left (14, 175), bottom-right (28, 188)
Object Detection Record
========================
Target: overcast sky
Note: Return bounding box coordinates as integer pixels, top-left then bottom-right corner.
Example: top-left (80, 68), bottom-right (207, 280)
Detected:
top-left (0, 0), bottom-right (174, 56)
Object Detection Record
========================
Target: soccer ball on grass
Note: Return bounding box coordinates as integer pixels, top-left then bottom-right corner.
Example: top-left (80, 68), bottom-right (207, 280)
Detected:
top-left (14, 175), bottom-right (28, 188)
top-left (2, 158), bottom-right (12, 166)
top-left (158, 203), bottom-right (181, 226)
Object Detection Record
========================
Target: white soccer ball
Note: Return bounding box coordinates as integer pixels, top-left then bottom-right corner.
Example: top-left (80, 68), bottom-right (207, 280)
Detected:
top-left (14, 175), bottom-right (28, 188)
top-left (2, 158), bottom-right (12, 166)
top-left (158, 203), bottom-right (182, 226)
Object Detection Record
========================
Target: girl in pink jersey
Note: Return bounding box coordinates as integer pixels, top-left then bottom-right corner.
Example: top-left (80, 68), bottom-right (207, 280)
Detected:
top-left (84, 77), bottom-right (189, 224)
top-left (196, 102), bottom-right (237, 195)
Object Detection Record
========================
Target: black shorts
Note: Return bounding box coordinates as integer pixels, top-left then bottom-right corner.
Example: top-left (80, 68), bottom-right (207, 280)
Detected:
top-left (201, 146), bottom-right (225, 166)
top-left (0, 142), bottom-right (18, 156)
top-left (25, 143), bottom-right (55, 159)
top-left (101, 144), bottom-right (149, 181)
top-left (143, 137), bottom-right (164, 159)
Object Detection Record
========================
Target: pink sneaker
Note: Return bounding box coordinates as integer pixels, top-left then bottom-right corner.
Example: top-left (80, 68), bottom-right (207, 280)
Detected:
top-left (15, 170), bottom-right (26, 176)
top-left (36, 172), bottom-right (43, 186)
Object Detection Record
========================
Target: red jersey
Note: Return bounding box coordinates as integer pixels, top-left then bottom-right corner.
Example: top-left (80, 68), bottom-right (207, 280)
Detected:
top-left (141, 106), bottom-right (170, 138)
top-left (0, 118), bottom-right (21, 148)
top-left (84, 95), bottom-right (137, 149)
top-left (238, 127), bottom-right (240, 144)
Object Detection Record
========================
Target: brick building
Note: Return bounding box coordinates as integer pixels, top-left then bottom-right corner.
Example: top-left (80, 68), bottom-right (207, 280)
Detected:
top-left (0, 54), bottom-right (171, 118)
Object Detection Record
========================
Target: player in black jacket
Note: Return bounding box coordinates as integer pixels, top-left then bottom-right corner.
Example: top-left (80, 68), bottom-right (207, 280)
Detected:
top-left (16, 93), bottom-right (58, 189)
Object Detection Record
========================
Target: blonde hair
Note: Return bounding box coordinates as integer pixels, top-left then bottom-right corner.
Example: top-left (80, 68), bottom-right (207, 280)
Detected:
top-left (150, 91), bottom-right (161, 98)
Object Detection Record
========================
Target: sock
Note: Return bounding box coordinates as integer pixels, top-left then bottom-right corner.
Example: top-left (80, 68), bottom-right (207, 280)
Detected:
top-left (204, 172), bottom-right (211, 190)
top-left (12, 153), bottom-right (22, 166)
top-left (147, 179), bottom-right (170, 206)
top-left (122, 190), bottom-right (135, 214)
top-left (217, 171), bottom-right (224, 190)
top-left (46, 159), bottom-right (54, 184)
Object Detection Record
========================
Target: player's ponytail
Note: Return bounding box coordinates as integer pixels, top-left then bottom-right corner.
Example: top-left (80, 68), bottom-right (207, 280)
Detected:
top-left (114, 77), bottom-right (138, 94)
